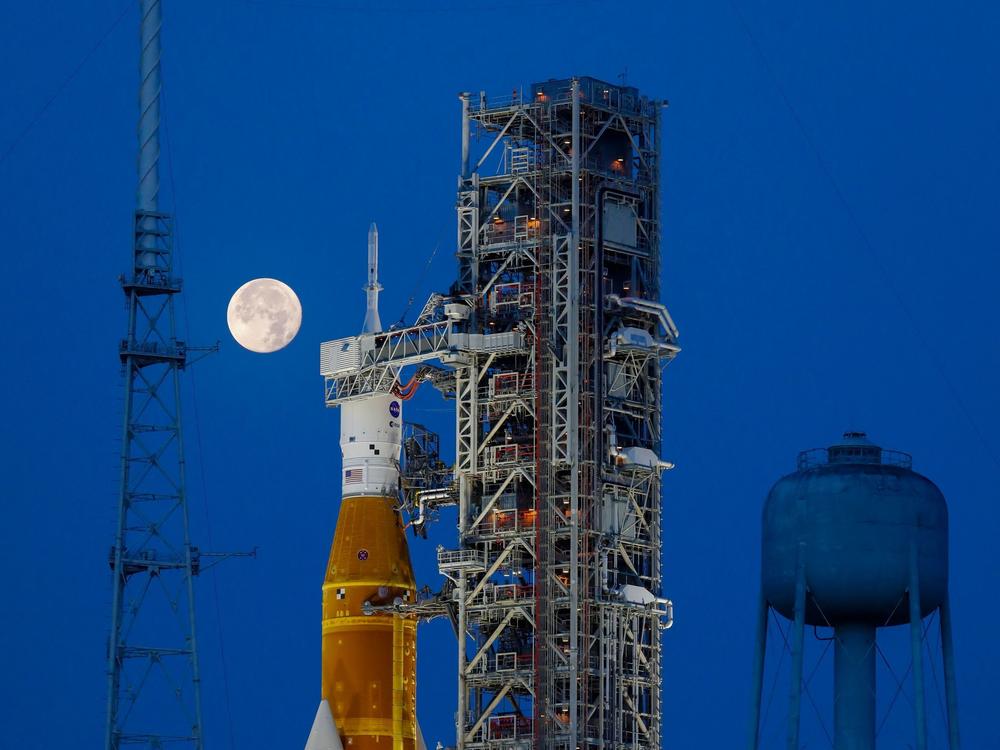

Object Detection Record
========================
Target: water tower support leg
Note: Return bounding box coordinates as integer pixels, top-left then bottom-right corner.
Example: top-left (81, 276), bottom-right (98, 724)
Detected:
top-left (747, 593), bottom-right (768, 750)
top-left (786, 558), bottom-right (806, 750)
top-left (940, 594), bottom-right (961, 749)
top-left (909, 543), bottom-right (928, 750)
top-left (833, 622), bottom-right (876, 750)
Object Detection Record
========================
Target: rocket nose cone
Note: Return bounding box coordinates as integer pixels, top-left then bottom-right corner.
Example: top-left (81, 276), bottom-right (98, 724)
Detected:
top-left (305, 700), bottom-right (343, 750)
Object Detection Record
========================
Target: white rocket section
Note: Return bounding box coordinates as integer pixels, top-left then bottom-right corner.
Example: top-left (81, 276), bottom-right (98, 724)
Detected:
top-left (340, 222), bottom-right (402, 498)
top-left (362, 222), bottom-right (383, 334)
top-left (305, 700), bottom-right (344, 750)
top-left (340, 394), bottom-right (402, 497)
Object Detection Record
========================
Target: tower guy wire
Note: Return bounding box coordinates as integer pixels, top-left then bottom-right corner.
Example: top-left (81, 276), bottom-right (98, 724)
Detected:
top-left (163, 98), bottom-right (239, 750)
top-left (726, 0), bottom-right (1000, 472)
top-left (0, 1), bottom-right (132, 169)
top-left (237, 0), bottom-right (601, 16)
top-left (394, 217), bottom-right (449, 328)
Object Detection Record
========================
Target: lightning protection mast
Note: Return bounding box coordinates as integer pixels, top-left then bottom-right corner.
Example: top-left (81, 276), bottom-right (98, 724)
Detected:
top-left (104, 2), bottom-right (215, 747)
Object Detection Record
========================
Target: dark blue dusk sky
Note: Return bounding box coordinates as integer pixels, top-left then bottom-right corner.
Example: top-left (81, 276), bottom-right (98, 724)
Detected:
top-left (1, 1), bottom-right (997, 747)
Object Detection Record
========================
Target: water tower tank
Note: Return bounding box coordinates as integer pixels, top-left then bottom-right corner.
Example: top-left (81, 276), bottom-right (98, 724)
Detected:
top-left (747, 433), bottom-right (961, 750)
top-left (762, 431), bottom-right (948, 626)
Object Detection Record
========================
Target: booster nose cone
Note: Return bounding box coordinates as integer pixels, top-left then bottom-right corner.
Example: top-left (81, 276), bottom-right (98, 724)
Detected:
top-left (305, 700), bottom-right (344, 750)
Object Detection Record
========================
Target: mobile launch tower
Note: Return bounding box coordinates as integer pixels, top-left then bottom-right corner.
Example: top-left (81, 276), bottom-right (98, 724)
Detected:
top-left (321, 77), bottom-right (678, 750)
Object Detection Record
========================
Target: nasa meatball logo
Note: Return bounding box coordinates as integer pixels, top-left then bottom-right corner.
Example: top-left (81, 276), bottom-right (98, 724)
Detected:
top-left (389, 400), bottom-right (400, 418)
top-left (357, 549), bottom-right (369, 561)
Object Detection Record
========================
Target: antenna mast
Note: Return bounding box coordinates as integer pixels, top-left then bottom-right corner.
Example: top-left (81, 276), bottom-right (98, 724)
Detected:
top-left (104, 2), bottom-right (212, 747)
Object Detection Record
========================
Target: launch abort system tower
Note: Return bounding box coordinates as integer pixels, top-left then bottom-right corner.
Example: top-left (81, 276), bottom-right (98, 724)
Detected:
top-left (321, 77), bottom-right (678, 750)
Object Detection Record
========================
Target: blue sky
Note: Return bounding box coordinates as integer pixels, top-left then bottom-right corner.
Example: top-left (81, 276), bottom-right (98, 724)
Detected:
top-left (0, 0), bottom-right (997, 747)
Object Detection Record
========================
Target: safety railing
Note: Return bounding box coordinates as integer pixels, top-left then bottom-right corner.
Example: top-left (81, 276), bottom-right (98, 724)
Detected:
top-left (437, 548), bottom-right (486, 573)
top-left (796, 446), bottom-right (912, 471)
top-left (486, 714), bottom-right (534, 741)
top-left (472, 509), bottom-right (537, 537)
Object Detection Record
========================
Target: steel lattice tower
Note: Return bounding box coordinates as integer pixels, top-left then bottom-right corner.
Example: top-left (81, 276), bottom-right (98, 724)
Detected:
top-left (450, 78), bottom-right (677, 750)
top-left (321, 76), bottom-right (678, 750)
top-left (104, 2), bottom-right (209, 747)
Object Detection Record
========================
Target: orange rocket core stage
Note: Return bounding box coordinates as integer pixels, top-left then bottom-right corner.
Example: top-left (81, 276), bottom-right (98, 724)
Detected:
top-left (322, 494), bottom-right (418, 750)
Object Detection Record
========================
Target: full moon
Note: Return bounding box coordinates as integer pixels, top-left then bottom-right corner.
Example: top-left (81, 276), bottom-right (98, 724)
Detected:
top-left (227, 278), bottom-right (302, 353)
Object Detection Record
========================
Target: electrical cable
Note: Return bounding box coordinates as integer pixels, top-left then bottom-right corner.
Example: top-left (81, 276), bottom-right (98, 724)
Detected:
top-left (0, 1), bottom-right (132, 169)
top-left (239, 0), bottom-right (599, 15)
top-left (163, 91), bottom-right (239, 750)
top-left (394, 217), bottom-right (449, 327)
top-left (727, 0), bottom-right (1000, 471)
top-left (800, 653), bottom-right (834, 748)
top-left (758, 611), bottom-right (787, 744)
top-left (765, 605), bottom-right (834, 747)
top-left (924, 610), bottom-right (948, 726)
top-left (874, 639), bottom-right (913, 738)
top-left (873, 614), bottom-right (936, 739)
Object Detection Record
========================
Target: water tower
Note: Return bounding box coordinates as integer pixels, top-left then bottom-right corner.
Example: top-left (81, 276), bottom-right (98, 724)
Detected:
top-left (747, 433), bottom-right (961, 750)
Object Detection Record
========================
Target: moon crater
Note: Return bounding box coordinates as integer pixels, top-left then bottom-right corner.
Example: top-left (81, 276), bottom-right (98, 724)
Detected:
top-left (227, 278), bottom-right (302, 353)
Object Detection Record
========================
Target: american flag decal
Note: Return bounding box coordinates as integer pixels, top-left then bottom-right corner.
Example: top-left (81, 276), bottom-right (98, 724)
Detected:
top-left (344, 468), bottom-right (363, 485)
